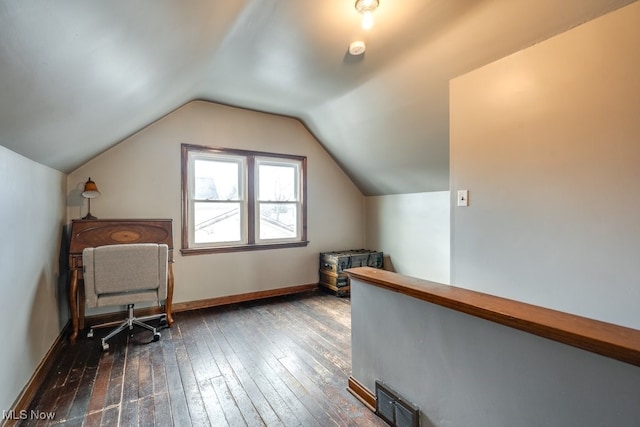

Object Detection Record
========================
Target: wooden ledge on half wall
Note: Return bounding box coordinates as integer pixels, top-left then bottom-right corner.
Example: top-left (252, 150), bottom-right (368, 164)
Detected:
top-left (346, 267), bottom-right (640, 368)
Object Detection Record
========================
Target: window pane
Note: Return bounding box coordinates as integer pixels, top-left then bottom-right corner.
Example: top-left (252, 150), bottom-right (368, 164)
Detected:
top-left (194, 159), bottom-right (240, 200)
top-left (259, 203), bottom-right (297, 240)
top-left (194, 202), bottom-right (242, 243)
top-left (258, 164), bottom-right (296, 201)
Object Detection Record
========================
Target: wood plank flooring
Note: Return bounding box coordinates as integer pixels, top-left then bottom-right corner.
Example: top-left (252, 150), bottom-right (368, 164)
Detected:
top-left (19, 291), bottom-right (386, 426)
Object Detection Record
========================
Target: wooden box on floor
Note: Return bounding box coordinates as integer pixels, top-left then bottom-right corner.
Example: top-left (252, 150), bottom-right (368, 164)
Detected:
top-left (319, 249), bottom-right (383, 296)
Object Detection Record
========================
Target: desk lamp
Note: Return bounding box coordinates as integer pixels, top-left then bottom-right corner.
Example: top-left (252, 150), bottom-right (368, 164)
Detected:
top-left (81, 177), bottom-right (100, 220)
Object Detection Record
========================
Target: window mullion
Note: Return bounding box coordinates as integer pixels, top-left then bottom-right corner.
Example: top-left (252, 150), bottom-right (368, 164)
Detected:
top-left (247, 155), bottom-right (256, 244)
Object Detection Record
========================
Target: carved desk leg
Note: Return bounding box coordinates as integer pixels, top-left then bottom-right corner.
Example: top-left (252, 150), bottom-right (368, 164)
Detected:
top-left (69, 269), bottom-right (79, 344)
top-left (166, 262), bottom-right (175, 327)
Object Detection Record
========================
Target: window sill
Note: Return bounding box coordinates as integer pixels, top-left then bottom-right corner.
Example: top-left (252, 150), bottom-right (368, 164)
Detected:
top-left (180, 240), bottom-right (309, 256)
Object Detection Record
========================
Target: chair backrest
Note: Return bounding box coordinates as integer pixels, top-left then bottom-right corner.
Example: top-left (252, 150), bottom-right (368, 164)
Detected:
top-left (83, 243), bottom-right (168, 305)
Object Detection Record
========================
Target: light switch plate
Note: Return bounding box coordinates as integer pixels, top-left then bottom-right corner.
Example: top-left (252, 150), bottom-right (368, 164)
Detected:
top-left (457, 190), bottom-right (469, 207)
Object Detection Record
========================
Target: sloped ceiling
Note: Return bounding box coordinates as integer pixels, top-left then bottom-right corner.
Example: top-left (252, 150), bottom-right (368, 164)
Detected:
top-left (0, 0), bottom-right (635, 195)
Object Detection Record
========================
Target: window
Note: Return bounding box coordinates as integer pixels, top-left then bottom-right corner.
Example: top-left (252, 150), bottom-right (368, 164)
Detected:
top-left (181, 144), bottom-right (308, 254)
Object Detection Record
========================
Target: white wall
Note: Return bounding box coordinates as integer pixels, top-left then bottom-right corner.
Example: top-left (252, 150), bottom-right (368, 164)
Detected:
top-left (351, 280), bottom-right (640, 427)
top-left (67, 101), bottom-right (364, 305)
top-left (0, 146), bottom-right (66, 413)
top-left (365, 192), bottom-right (450, 284)
top-left (450, 2), bottom-right (640, 329)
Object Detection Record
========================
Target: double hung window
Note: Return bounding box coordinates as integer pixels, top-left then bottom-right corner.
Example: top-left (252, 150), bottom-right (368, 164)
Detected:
top-left (181, 144), bottom-right (307, 254)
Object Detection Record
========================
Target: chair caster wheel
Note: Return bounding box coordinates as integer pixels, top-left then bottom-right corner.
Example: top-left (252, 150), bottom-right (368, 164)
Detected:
top-left (101, 342), bottom-right (109, 352)
top-left (159, 316), bottom-right (168, 327)
top-left (153, 332), bottom-right (161, 342)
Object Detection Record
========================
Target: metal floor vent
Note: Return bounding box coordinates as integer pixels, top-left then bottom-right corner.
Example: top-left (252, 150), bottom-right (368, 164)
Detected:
top-left (375, 381), bottom-right (419, 427)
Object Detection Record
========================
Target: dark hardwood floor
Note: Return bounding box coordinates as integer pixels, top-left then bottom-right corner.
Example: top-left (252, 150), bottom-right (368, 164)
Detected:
top-left (20, 291), bottom-right (386, 426)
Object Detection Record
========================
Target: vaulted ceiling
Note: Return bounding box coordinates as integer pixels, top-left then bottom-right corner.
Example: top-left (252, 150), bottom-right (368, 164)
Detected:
top-left (0, 0), bottom-right (635, 195)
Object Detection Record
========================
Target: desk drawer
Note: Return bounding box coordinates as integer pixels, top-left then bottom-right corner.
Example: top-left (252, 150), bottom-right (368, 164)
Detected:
top-left (69, 255), bottom-right (83, 270)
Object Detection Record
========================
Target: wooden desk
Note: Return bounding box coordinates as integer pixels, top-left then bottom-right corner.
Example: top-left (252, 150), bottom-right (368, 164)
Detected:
top-left (68, 219), bottom-right (175, 343)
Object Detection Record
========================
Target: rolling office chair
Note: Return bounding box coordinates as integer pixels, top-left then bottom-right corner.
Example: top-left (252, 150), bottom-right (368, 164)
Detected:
top-left (83, 243), bottom-right (169, 351)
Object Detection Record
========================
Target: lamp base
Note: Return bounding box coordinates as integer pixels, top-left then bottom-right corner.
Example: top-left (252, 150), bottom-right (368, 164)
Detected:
top-left (82, 212), bottom-right (98, 220)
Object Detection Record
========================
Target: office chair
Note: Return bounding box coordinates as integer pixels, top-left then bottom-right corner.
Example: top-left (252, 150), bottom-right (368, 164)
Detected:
top-left (83, 243), bottom-right (169, 351)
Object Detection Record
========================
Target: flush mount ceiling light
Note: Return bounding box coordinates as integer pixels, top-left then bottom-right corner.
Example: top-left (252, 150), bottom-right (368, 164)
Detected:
top-left (349, 40), bottom-right (366, 56)
top-left (355, 0), bottom-right (379, 30)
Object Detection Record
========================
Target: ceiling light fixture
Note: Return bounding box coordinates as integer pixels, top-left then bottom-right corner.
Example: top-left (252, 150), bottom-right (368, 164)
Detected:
top-left (355, 0), bottom-right (379, 30)
top-left (349, 40), bottom-right (366, 56)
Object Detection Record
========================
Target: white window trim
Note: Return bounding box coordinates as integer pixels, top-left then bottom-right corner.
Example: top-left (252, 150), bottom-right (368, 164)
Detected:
top-left (254, 156), bottom-right (303, 244)
top-left (187, 151), bottom-right (247, 248)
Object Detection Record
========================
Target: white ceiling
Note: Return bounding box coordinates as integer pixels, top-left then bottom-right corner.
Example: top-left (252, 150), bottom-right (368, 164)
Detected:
top-left (0, 0), bottom-right (635, 195)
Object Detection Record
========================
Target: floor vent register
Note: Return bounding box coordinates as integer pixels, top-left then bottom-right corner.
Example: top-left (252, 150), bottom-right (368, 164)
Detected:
top-left (375, 381), bottom-right (419, 427)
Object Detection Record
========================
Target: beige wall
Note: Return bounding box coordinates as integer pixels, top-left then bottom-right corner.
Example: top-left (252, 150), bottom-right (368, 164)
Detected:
top-left (450, 2), bottom-right (640, 328)
top-left (0, 146), bottom-right (66, 413)
top-left (365, 192), bottom-right (450, 284)
top-left (67, 101), bottom-right (365, 305)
